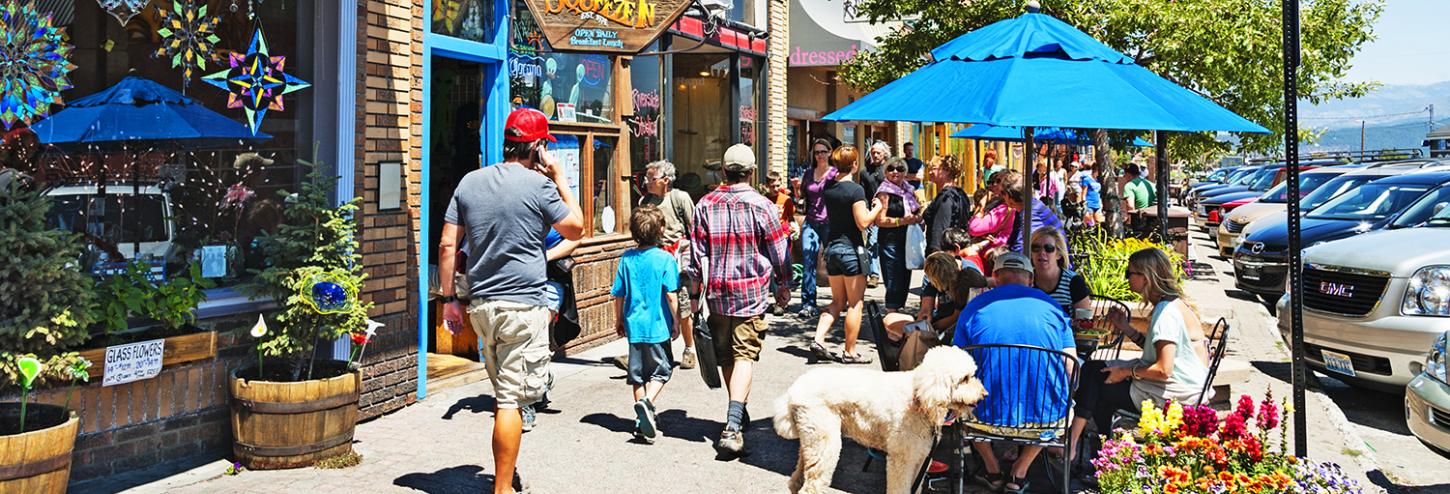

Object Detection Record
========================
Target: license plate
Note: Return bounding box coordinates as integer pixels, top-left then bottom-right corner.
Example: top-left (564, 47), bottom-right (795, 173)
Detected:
top-left (1322, 350), bottom-right (1357, 377)
top-left (1241, 267), bottom-right (1261, 280)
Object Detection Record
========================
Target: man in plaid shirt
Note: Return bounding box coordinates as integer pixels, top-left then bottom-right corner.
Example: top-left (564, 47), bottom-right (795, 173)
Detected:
top-left (684, 143), bottom-right (791, 456)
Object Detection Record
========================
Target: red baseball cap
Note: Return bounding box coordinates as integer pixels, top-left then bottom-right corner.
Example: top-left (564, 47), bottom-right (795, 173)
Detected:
top-left (504, 108), bottom-right (557, 143)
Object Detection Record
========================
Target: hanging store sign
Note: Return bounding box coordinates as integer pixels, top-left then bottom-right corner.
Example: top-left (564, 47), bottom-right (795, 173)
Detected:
top-left (523, 0), bottom-right (694, 53)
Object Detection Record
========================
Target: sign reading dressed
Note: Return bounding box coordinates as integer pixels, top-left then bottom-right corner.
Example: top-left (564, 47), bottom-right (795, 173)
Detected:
top-left (103, 339), bottom-right (166, 386)
top-left (522, 0), bottom-right (694, 53)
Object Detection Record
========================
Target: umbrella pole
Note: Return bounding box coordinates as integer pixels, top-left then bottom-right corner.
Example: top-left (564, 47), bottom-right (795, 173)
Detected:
top-left (1154, 131), bottom-right (1170, 242)
top-left (1021, 127), bottom-right (1034, 252)
top-left (1282, 0), bottom-right (1308, 458)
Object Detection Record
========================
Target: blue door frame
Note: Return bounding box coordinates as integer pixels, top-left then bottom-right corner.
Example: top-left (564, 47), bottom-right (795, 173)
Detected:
top-left (418, 1), bottom-right (511, 400)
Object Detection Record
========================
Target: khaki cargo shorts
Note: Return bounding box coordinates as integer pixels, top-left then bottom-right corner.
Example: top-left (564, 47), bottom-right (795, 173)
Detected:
top-left (707, 314), bottom-right (767, 363)
top-left (468, 298), bottom-right (552, 409)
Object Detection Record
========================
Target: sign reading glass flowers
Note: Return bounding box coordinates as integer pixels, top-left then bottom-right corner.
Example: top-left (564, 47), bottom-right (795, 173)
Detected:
top-left (521, 0), bottom-right (695, 53)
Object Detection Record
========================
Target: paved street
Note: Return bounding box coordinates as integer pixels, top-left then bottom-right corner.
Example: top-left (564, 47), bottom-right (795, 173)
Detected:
top-left (80, 220), bottom-right (1450, 494)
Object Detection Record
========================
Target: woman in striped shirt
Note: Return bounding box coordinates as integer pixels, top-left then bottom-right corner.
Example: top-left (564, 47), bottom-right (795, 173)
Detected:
top-left (1029, 227), bottom-right (1090, 315)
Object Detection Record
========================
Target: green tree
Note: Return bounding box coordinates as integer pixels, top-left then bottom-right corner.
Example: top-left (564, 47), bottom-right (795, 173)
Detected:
top-left (841, 0), bottom-right (1383, 157)
top-left (0, 183), bottom-right (96, 391)
top-left (248, 157), bottom-right (372, 381)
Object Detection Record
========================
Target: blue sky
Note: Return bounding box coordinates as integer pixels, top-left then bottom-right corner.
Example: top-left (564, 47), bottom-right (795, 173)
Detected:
top-left (1344, 0), bottom-right (1450, 86)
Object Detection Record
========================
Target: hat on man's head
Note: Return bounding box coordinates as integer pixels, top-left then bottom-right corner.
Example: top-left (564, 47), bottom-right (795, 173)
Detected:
top-left (504, 108), bottom-right (557, 143)
top-left (994, 252), bottom-right (1034, 275)
top-left (1123, 163), bottom-right (1142, 176)
top-left (723, 144), bottom-right (756, 172)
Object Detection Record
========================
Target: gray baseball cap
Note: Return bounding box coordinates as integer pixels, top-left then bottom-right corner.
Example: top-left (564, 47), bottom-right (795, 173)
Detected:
top-left (993, 252), bottom-right (1034, 275)
top-left (723, 144), bottom-right (756, 172)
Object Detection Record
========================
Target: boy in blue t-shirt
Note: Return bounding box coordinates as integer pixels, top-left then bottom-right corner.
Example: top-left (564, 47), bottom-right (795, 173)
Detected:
top-left (1078, 165), bottom-right (1104, 226)
top-left (611, 205), bottom-right (680, 443)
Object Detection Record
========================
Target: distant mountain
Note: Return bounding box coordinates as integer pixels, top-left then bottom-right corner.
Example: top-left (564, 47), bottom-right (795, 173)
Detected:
top-left (1301, 81), bottom-right (1450, 130)
top-left (1301, 119), bottom-right (1440, 153)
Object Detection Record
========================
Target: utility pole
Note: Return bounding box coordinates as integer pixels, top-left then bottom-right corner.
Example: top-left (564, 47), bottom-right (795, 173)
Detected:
top-left (1431, 104), bottom-right (1437, 133)
top-left (1360, 121), bottom-right (1365, 156)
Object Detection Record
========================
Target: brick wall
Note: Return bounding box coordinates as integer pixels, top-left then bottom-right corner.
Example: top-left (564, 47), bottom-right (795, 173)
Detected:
top-left (355, 0), bottom-right (422, 417)
top-left (563, 238), bottom-right (635, 352)
top-left (765, 0), bottom-right (789, 175)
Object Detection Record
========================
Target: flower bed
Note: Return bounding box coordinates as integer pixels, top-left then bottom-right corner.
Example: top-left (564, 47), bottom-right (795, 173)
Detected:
top-left (1093, 393), bottom-right (1363, 493)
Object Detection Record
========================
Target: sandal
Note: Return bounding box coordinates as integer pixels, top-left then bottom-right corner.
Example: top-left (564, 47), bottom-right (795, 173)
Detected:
top-left (971, 471), bottom-right (1005, 491)
top-left (835, 352), bottom-right (874, 364)
top-left (809, 341), bottom-right (833, 361)
top-left (1004, 476), bottom-right (1031, 494)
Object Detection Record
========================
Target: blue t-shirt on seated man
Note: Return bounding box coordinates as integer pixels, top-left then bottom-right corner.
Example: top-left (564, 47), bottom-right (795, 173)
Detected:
top-left (953, 254), bottom-right (1075, 425)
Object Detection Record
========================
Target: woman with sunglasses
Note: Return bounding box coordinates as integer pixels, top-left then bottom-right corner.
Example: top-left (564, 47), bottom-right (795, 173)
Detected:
top-left (1065, 248), bottom-right (1211, 469)
top-left (795, 138), bottom-right (838, 319)
top-left (1028, 227), bottom-right (1089, 315)
top-left (873, 157), bottom-right (922, 312)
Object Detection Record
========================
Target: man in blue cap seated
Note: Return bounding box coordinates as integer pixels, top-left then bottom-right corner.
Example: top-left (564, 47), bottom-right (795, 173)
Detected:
top-left (953, 252), bottom-right (1077, 493)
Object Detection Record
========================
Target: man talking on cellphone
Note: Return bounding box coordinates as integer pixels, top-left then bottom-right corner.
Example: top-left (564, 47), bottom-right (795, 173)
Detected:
top-left (438, 108), bottom-right (584, 494)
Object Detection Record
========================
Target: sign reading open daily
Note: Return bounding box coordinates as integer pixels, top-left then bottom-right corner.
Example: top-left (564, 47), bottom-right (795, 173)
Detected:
top-left (103, 339), bottom-right (165, 386)
top-left (522, 0), bottom-right (694, 53)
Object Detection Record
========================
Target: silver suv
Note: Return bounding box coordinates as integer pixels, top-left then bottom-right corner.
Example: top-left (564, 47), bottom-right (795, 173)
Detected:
top-left (1276, 184), bottom-right (1450, 390)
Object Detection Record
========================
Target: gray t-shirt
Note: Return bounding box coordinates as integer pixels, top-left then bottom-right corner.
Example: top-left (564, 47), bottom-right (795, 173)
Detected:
top-left (445, 164), bottom-right (569, 306)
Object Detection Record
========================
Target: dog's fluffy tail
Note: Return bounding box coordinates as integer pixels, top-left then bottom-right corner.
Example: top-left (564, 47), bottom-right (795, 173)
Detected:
top-left (772, 393), bottom-right (798, 439)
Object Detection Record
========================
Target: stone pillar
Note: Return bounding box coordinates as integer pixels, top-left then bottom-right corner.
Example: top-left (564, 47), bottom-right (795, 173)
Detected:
top-left (766, 0), bottom-right (789, 174)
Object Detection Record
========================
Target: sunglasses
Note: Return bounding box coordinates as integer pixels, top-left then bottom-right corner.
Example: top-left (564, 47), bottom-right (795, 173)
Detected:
top-left (1030, 243), bottom-right (1058, 254)
top-left (814, 149), bottom-right (830, 155)
top-left (886, 166), bottom-right (907, 172)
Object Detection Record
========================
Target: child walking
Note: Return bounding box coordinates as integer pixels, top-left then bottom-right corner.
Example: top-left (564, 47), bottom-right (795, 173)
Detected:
top-left (612, 205), bottom-right (680, 443)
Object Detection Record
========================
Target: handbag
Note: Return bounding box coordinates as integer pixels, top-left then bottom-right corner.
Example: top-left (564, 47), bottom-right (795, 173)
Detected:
top-left (905, 224), bottom-right (927, 270)
top-left (897, 323), bottom-right (942, 371)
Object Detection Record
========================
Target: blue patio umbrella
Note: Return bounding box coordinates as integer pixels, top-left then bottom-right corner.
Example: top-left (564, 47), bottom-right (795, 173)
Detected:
top-left (1132, 137), bottom-right (1154, 147)
top-left (31, 75), bottom-right (271, 147)
top-left (822, 9), bottom-right (1268, 133)
top-left (951, 124), bottom-right (1092, 144)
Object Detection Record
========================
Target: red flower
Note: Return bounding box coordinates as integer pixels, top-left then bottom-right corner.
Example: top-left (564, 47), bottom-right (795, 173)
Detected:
top-left (1235, 395), bottom-right (1256, 420)
top-left (1220, 412), bottom-right (1248, 441)
top-left (350, 332), bottom-right (369, 345)
top-left (1257, 396), bottom-right (1281, 431)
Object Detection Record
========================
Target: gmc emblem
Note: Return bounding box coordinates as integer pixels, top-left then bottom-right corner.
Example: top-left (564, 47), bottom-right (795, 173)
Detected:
top-left (1319, 281), bottom-right (1355, 298)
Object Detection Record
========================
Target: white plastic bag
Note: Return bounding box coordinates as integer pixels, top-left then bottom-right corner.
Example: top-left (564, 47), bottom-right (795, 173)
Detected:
top-left (905, 224), bottom-right (926, 270)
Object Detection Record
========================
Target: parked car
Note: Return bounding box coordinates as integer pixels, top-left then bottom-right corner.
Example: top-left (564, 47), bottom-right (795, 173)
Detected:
top-left (1215, 166), bottom-right (1358, 256)
top-left (1190, 165), bottom-right (1264, 201)
top-left (43, 183), bottom-right (178, 274)
top-left (1236, 170), bottom-right (1450, 301)
top-left (1407, 330), bottom-right (1450, 453)
top-left (1197, 165), bottom-right (1320, 230)
top-left (1274, 181), bottom-right (1450, 390)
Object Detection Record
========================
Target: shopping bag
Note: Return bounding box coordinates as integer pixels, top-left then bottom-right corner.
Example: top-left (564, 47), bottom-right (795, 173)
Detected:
top-left (905, 224), bottom-right (927, 270)
top-left (691, 293), bottom-right (722, 389)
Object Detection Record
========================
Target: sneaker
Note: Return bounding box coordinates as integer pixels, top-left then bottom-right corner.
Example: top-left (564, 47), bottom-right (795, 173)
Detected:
top-left (680, 348), bottom-right (697, 370)
top-left (520, 404), bottom-right (537, 433)
top-left (634, 399), bottom-right (658, 440)
top-left (716, 428), bottom-right (745, 455)
top-left (797, 305), bottom-right (820, 320)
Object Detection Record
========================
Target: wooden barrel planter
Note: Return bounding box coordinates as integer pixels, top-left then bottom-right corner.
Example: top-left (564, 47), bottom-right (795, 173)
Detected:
top-left (230, 360), bottom-right (359, 469)
top-left (0, 403), bottom-right (78, 494)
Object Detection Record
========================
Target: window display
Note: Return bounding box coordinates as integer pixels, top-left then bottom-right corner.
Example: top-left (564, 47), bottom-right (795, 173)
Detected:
top-left (7, 1), bottom-right (327, 302)
top-left (431, 0), bottom-right (495, 43)
top-left (509, 0), bottom-right (614, 123)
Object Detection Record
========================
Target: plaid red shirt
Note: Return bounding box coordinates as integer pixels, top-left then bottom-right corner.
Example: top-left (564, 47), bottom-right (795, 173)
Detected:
top-left (684, 183), bottom-right (790, 317)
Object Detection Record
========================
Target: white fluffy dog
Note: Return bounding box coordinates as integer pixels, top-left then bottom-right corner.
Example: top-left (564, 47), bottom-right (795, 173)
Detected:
top-left (774, 347), bottom-right (987, 494)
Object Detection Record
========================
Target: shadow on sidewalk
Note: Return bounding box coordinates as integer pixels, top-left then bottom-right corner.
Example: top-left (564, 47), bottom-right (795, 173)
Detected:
top-left (1250, 361), bottom-right (1415, 436)
top-left (441, 395), bottom-right (496, 420)
top-left (1367, 468), bottom-right (1450, 494)
top-left (580, 409), bottom-right (726, 444)
top-left (394, 464), bottom-right (521, 494)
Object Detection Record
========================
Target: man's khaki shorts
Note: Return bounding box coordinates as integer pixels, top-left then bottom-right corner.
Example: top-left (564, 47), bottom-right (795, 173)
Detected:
top-left (468, 299), bottom-right (551, 409)
top-left (706, 314), bottom-right (767, 363)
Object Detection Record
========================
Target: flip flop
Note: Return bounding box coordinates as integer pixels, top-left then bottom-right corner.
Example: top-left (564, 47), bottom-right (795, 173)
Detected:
top-left (836, 352), bottom-right (874, 365)
top-left (809, 341), bottom-right (833, 362)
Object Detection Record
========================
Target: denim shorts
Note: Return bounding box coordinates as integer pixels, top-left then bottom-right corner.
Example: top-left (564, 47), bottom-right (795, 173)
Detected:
top-left (824, 240), bottom-right (870, 277)
top-left (543, 281), bottom-right (565, 313)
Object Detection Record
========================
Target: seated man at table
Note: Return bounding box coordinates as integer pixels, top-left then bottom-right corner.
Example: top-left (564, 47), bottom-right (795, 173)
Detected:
top-left (953, 252), bottom-right (1077, 494)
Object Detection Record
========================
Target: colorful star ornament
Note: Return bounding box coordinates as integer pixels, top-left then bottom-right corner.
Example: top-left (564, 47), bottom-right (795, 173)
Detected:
top-left (96, 0), bottom-right (148, 26)
top-left (201, 26), bottom-right (311, 135)
top-left (0, 1), bottom-right (76, 130)
top-left (155, 0), bottom-right (222, 91)
top-left (301, 270), bottom-right (359, 315)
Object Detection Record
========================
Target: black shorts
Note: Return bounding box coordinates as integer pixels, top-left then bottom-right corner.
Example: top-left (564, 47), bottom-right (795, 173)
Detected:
top-left (824, 241), bottom-right (870, 277)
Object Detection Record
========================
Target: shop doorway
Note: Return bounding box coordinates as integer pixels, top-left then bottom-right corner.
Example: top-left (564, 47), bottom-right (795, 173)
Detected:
top-left (425, 55), bottom-right (487, 388)
top-left (671, 53), bottom-right (732, 200)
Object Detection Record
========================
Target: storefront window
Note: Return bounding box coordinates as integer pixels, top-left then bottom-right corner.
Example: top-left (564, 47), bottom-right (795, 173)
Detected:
top-left (18, 1), bottom-right (327, 293)
top-left (738, 56), bottom-right (760, 158)
top-left (592, 136), bottom-right (620, 234)
top-left (431, 0), bottom-right (496, 42)
top-left (628, 50), bottom-right (663, 176)
top-left (671, 53), bottom-right (731, 200)
top-left (509, 1), bottom-right (615, 123)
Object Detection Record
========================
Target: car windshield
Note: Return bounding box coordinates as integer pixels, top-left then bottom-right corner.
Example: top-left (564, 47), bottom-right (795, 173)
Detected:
top-left (1207, 169), bottom-right (1230, 182)
top-left (1298, 175), bottom-right (1382, 211)
top-left (1307, 183), bottom-right (1431, 221)
top-left (1397, 185), bottom-right (1450, 227)
top-left (1229, 169), bottom-right (1260, 185)
top-left (1246, 169), bottom-right (1278, 191)
top-left (45, 194), bottom-right (168, 244)
top-left (1260, 173), bottom-right (1338, 203)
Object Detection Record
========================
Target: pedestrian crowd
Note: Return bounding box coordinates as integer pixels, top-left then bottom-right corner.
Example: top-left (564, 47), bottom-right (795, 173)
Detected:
top-left (440, 108), bottom-right (1208, 494)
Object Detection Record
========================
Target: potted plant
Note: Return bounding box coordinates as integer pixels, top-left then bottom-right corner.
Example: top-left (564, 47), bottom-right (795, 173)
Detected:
top-left (230, 158), bottom-right (374, 469)
top-left (0, 183), bottom-right (98, 492)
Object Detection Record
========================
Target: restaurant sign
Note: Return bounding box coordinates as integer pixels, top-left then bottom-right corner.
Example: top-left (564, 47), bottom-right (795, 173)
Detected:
top-left (523, 0), bottom-right (694, 53)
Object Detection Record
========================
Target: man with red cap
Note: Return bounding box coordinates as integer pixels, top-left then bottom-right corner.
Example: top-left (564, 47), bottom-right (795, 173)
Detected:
top-left (438, 108), bottom-right (584, 494)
